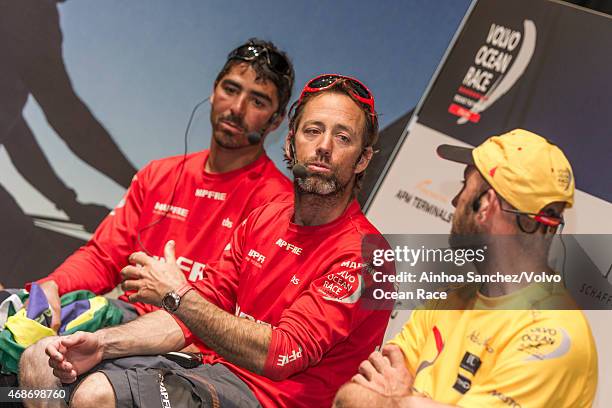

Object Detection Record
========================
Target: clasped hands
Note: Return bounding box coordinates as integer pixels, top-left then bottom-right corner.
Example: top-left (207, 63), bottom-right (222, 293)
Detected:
top-left (352, 344), bottom-right (414, 399)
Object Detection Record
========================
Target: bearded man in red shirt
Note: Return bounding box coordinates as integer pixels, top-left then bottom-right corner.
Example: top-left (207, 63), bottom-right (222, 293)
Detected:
top-left (39, 74), bottom-right (393, 408)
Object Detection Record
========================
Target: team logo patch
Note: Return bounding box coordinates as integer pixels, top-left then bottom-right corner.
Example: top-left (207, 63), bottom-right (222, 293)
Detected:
top-left (518, 327), bottom-right (571, 361)
top-left (556, 168), bottom-right (573, 191)
top-left (453, 374), bottom-right (471, 394)
top-left (316, 263), bottom-right (364, 303)
top-left (460, 351), bottom-right (481, 375)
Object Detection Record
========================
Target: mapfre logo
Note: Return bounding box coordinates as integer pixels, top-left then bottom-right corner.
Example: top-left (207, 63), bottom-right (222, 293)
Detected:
top-left (195, 189), bottom-right (227, 201)
top-left (153, 202), bottom-right (189, 221)
top-left (341, 260), bottom-right (365, 269)
top-left (275, 238), bottom-right (302, 255)
top-left (158, 375), bottom-right (172, 408)
top-left (246, 249), bottom-right (266, 268)
top-left (277, 348), bottom-right (303, 367)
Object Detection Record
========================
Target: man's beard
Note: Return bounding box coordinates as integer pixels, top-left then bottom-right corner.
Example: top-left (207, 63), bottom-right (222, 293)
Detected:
top-left (296, 172), bottom-right (346, 196)
top-left (449, 204), bottom-right (484, 249)
top-left (213, 130), bottom-right (246, 149)
top-left (295, 158), bottom-right (354, 197)
top-left (212, 113), bottom-right (248, 149)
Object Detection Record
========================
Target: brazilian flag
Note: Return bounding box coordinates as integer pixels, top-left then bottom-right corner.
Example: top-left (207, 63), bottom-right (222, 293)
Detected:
top-left (0, 284), bottom-right (123, 374)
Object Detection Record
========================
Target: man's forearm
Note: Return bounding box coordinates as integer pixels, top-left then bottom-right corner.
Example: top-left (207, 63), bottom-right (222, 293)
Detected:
top-left (334, 383), bottom-right (393, 408)
top-left (334, 383), bottom-right (457, 408)
top-left (175, 290), bottom-right (271, 374)
top-left (99, 310), bottom-right (185, 359)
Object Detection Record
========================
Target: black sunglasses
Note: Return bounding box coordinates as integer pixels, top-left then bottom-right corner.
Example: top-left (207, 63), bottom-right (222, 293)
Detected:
top-left (228, 44), bottom-right (292, 78)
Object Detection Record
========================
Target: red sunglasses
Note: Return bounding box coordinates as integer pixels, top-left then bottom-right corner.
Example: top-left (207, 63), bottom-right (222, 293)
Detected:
top-left (298, 74), bottom-right (376, 114)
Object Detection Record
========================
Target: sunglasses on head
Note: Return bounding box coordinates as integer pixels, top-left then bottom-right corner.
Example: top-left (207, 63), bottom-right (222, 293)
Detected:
top-left (474, 189), bottom-right (565, 233)
top-left (299, 74), bottom-right (376, 114)
top-left (228, 44), bottom-right (292, 78)
top-left (495, 193), bottom-right (565, 233)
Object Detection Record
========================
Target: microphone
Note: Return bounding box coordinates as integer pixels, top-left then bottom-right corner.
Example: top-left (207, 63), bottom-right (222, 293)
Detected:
top-left (247, 112), bottom-right (279, 145)
top-left (247, 131), bottom-right (262, 145)
top-left (292, 163), bottom-right (309, 178)
top-left (289, 137), bottom-right (308, 178)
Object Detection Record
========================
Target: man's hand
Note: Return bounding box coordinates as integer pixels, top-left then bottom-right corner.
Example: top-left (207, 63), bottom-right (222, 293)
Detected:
top-left (351, 344), bottom-right (413, 398)
top-left (45, 331), bottom-right (103, 384)
top-left (121, 240), bottom-right (187, 306)
top-left (38, 280), bottom-right (61, 332)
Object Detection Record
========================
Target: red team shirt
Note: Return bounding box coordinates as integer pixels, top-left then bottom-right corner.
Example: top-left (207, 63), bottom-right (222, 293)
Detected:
top-left (181, 200), bottom-right (393, 408)
top-left (34, 150), bottom-right (292, 313)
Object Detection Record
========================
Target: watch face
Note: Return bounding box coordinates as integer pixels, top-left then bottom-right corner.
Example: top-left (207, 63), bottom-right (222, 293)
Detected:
top-left (162, 292), bottom-right (180, 312)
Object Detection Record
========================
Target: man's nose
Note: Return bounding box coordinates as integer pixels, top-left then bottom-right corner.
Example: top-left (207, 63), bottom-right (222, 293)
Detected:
top-left (315, 132), bottom-right (333, 159)
top-left (230, 94), bottom-right (247, 117)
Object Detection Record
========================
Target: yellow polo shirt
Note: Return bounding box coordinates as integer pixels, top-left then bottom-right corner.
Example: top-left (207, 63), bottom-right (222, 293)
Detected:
top-left (389, 284), bottom-right (598, 407)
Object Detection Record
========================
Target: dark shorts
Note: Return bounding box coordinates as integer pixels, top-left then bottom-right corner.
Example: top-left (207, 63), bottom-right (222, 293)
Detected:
top-left (64, 356), bottom-right (260, 408)
top-left (108, 298), bottom-right (140, 323)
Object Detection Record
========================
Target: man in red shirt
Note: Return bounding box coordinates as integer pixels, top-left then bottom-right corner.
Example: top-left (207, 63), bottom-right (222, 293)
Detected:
top-left (41, 75), bottom-right (393, 408)
top-left (19, 38), bottom-right (294, 391)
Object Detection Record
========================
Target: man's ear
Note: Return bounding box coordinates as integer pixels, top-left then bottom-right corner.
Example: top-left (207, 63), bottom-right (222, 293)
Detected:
top-left (284, 132), bottom-right (294, 161)
top-left (354, 146), bottom-right (374, 174)
top-left (478, 188), bottom-right (497, 222)
top-left (209, 90), bottom-right (215, 105)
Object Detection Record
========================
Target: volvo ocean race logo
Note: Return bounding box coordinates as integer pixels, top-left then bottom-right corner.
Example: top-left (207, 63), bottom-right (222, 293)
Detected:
top-left (449, 20), bottom-right (537, 124)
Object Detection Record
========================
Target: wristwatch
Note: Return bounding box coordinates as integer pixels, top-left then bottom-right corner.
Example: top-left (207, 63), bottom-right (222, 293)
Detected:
top-left (161, 283), bottom-right (194, 313)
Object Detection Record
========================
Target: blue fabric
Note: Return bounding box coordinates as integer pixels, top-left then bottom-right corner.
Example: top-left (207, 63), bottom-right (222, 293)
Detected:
top-left (58, 299), bottom-right (91, 333)
top-left (25, 283), bottom-right (49, 320)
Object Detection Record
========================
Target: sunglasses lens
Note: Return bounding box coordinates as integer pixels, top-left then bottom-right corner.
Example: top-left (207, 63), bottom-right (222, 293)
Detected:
top-left (347, 79), bottom-right (371, 99)
top-left (232, 45), bottom-right (258, 59)
top-left (308, 75), bottom-right (340, 89)
top-left (518, 216), bottom-right (540, 233)
top-left (267, 51), bottom-right (291, 76)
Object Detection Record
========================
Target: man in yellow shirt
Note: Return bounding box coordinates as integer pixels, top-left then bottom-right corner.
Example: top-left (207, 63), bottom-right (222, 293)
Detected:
top-left (334, 129), bottom-right (598, 407)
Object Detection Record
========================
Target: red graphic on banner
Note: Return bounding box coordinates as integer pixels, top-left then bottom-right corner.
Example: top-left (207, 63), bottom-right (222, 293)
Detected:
top-left (448, 103), bottom-right (481, 123)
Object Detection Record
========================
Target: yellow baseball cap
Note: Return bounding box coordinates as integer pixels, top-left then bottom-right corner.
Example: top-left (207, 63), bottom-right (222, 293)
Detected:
top-left (436, 129), bottom-right (575, 215)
